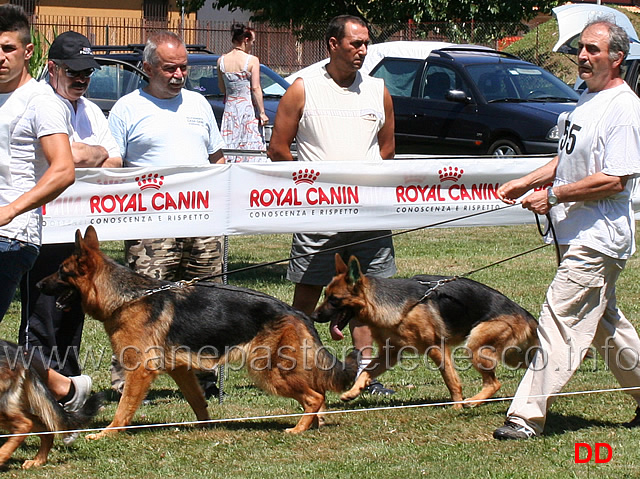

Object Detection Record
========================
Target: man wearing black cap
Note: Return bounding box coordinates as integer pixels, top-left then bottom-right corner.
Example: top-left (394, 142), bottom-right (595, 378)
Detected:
top-left (18, 32), bottom-right (121, 436)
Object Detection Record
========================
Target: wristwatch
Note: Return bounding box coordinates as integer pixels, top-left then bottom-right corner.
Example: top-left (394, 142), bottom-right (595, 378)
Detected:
top-left (547, 187), bottom-right (558, 207)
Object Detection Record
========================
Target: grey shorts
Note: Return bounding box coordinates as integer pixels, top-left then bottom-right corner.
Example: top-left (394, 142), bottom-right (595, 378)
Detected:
top-left (287, 231), bottom-right (396, 285)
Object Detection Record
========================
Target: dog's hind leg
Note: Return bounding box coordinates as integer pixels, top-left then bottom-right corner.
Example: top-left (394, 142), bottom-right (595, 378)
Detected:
top-left (167, 367), bottom-right (209, 423)
top-left (426, 344), bottom-right (464, 409)
top-left (464, 341), bottom-right (501, 407)
top-left (21, 433), bottom-right (53, 469)
top-left (285, 388), bottom-right (326, 434)
top-left (0, 415), bottom-right (31, 467)
top-left (87, 367), bottom-right (158, 440)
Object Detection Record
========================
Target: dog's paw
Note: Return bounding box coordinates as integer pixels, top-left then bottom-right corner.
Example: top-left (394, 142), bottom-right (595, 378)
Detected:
top-left (86, 430), bottom-right (114, 440)
top-left (340, 389), bottom-right (360, 401)
top-left (21, 459), bottom-right (45, 469)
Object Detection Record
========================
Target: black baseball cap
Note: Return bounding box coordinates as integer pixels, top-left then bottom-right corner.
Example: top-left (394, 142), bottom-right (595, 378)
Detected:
top-left (48, 31), bottom-right (101, 71)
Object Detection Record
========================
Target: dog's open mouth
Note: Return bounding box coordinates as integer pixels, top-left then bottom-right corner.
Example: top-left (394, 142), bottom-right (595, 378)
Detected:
top-left (53, 287), bottom-right (78, 311)
top-left (329, 311), bottom-right (352, 341)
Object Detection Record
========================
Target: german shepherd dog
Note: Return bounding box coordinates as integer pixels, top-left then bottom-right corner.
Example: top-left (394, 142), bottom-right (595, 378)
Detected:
top-left (38, 226), bottom-right (357, 439)
top-left (0, 340), bottom-right (101, 469)
top-left (313, 255), bottom-right (539, 407)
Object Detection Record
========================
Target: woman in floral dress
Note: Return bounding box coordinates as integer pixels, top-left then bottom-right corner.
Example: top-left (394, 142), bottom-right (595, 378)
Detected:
top-left (217, 24), bottom-right (269, 162)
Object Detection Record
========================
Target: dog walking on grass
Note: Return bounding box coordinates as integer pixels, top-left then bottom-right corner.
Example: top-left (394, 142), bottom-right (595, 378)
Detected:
top-left (0, 340), bottom-right (101, 469)
top-left (38, 226), bottom-right (358, 439)
top-left (313, 254), bottom-right (539, 407)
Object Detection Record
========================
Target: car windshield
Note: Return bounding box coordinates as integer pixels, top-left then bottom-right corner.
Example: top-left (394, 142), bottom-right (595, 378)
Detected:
top-left (187, 64), bottom-right (288, 97)
top-left (466, 63), bottom-right (580, 103)
top-left (85, 62), bottom-right (147, 101)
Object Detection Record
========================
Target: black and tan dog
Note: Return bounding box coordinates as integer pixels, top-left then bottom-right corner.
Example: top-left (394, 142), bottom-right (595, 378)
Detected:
top-left (0, 340), bottom-right (101, 469)
top-left (38, 226), bottom-right (357, 439)
top-left (313, 255), bottom-right (539, 407)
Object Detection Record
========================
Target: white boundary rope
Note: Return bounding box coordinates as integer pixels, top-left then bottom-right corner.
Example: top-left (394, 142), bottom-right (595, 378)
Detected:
top-left (2, 385), bottom-right (639, 439)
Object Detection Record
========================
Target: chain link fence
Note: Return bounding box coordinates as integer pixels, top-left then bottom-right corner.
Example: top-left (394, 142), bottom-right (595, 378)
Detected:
top-left (32, 15), bottom-right (544, 76)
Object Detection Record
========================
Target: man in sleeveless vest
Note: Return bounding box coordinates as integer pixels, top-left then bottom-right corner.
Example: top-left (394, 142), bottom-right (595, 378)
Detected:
top-left (268, 15), bottom-right (396, 395)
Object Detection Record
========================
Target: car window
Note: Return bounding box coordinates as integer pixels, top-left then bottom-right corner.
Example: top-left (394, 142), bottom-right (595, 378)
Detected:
top-left (85, 63), bottom-right (146, 101)
top-left (370, 58), bottom-right (423, 97)
top-left (466, 63), bottom-right (579, 102)
top-left (420, 65), bottom-right (467, 100)
top-left (188, 64), bottom-right (219, 95)
top-left (187, 64), bottom-right (287, 97)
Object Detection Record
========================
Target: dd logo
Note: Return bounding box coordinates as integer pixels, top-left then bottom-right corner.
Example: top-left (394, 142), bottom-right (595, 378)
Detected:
top-left (574, 443), bottom-right (613, 464)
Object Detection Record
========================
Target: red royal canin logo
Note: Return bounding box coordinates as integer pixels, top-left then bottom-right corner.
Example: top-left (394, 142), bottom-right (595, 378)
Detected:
top-left (396, 164), bottom-right (499, 203)
top-left (136, 173), bottom-right (164, 191)
top-left (250, 168), bottom-right (359, 207)
top-left (438, 166), bottom-right (464, 182)
top-left (292, 169), bottom-right (320, 185)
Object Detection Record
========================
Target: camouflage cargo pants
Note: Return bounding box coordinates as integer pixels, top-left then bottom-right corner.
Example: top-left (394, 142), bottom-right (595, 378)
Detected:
top-left (124, 236), bottom-right (224, 282)
top-left (113, 236), bottom-right (224, 397)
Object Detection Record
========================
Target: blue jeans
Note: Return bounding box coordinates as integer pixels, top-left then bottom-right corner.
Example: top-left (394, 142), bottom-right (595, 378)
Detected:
top-left (0, 236), bottom-right (39, 320)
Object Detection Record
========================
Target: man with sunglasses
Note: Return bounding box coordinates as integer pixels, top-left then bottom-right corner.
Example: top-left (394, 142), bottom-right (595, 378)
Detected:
top-left (18, 32), bottom-right (121, 442)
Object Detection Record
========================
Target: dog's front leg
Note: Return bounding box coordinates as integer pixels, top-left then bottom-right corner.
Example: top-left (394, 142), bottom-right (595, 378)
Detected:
top-left (87, 366), bottom-right (158, 440)
top-left (21, 433), bottom-right (53, 469)
top-left (0, 416), bottom-right (31, 467)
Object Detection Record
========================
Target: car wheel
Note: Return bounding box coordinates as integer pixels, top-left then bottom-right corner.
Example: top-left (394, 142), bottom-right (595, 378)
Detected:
top-left (488, 139), bottom-right (522, 157)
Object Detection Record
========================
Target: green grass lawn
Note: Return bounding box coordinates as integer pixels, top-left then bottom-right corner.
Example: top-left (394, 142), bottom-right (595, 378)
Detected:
top-left (1, 225), bottom-right (640, 478)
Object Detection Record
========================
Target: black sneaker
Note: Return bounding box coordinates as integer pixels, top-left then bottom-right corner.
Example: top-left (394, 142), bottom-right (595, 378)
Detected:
top-left (364, 379), bottom-right (395, 396)
top-left (623, 407), bottom-right (640, 428)
top-left (493, 421), bottom-right (536, 440)
top-left (198, 371), bottom-right (220, 399)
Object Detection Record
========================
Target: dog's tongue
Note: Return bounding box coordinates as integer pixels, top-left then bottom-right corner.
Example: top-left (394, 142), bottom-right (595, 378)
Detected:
top-left (330, 323), bottom-right (344, 341)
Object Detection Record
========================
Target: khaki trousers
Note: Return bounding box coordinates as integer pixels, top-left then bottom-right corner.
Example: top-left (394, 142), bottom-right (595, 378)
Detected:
top-left (507, 245), bottom-right (640, 435)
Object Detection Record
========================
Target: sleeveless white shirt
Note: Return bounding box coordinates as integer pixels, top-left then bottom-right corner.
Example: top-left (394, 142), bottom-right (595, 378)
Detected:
top-left (296, 66), bottom-right (385, 162)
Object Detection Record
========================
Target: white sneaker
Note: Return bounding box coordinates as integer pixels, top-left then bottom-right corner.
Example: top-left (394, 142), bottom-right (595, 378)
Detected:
top-left (62, 375), bottom-right (92, 413)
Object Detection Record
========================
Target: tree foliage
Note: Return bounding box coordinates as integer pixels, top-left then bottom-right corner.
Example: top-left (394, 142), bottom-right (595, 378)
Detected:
top-left (178, 0), bottom-right (207, 15)
top-left (210, 0), bottom-right (561, 26)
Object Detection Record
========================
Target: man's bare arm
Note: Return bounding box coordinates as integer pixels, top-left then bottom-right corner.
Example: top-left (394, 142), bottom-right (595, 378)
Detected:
top-left (267, 79), bottom-right (305, 161)
top-left (378, 86), bottom-right (395, 160)
top-left (0, 133), bottom-right (74, 227)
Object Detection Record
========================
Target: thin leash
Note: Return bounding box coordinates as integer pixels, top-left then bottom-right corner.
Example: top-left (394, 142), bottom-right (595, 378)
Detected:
top-left (414, 242), bottom-right (551, 304)
top-left (413, 211), bottom-right (559, 304)
top-left (133, 202), bottom-right (524, 301)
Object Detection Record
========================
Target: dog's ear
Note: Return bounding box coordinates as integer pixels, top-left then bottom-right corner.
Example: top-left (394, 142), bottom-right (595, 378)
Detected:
top-left (83, 225), bottom-right (99, 250)
top-left (335, 254), bottom-right (347, 274)
top-left (346, 256), bottom-right (362, 285)
top-left (74, 229), bottom-right (84, 253)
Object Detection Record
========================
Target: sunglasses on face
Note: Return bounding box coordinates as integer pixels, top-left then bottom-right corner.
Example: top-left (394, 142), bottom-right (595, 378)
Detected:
top-left (58, 65), bottom-right (95, 79)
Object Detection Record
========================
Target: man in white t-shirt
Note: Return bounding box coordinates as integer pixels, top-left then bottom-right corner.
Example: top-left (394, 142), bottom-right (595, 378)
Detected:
top-left (0, 5), bottom-right (93, 414)
top-left (108, 31), bottom-right (225, 398)
top-left (19, 32), bottom-right (122, 425)
top-left (494, 19), bottom-right (640, 440)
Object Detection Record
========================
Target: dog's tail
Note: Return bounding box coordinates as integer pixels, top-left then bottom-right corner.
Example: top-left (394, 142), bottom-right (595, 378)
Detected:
top-left (315, 347), bottom-right (359, 393)
top-left (23, 370), bottom-right (103, 434)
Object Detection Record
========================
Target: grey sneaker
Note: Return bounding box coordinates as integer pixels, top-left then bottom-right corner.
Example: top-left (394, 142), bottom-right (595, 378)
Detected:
top-left (62, 431), bottom-right (79, 446)
top-left (62, 375), bottom-right (92, 413)
top-left (364, 379), bottom-right (395, 396)
top-left (493, 420), bottom-right (536, 440)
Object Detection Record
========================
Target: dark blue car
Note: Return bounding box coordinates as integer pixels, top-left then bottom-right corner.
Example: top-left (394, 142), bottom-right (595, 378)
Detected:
top-left (369, 46), bottom-right (579, 156)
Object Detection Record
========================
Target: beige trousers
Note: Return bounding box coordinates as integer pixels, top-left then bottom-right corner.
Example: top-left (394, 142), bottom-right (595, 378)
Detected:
top-left (507, 245), bottom-right (640, 435)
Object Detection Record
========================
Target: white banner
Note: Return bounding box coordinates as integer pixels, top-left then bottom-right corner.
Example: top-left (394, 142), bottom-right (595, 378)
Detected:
top-left (41, 156), bottom-right (629, 243)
